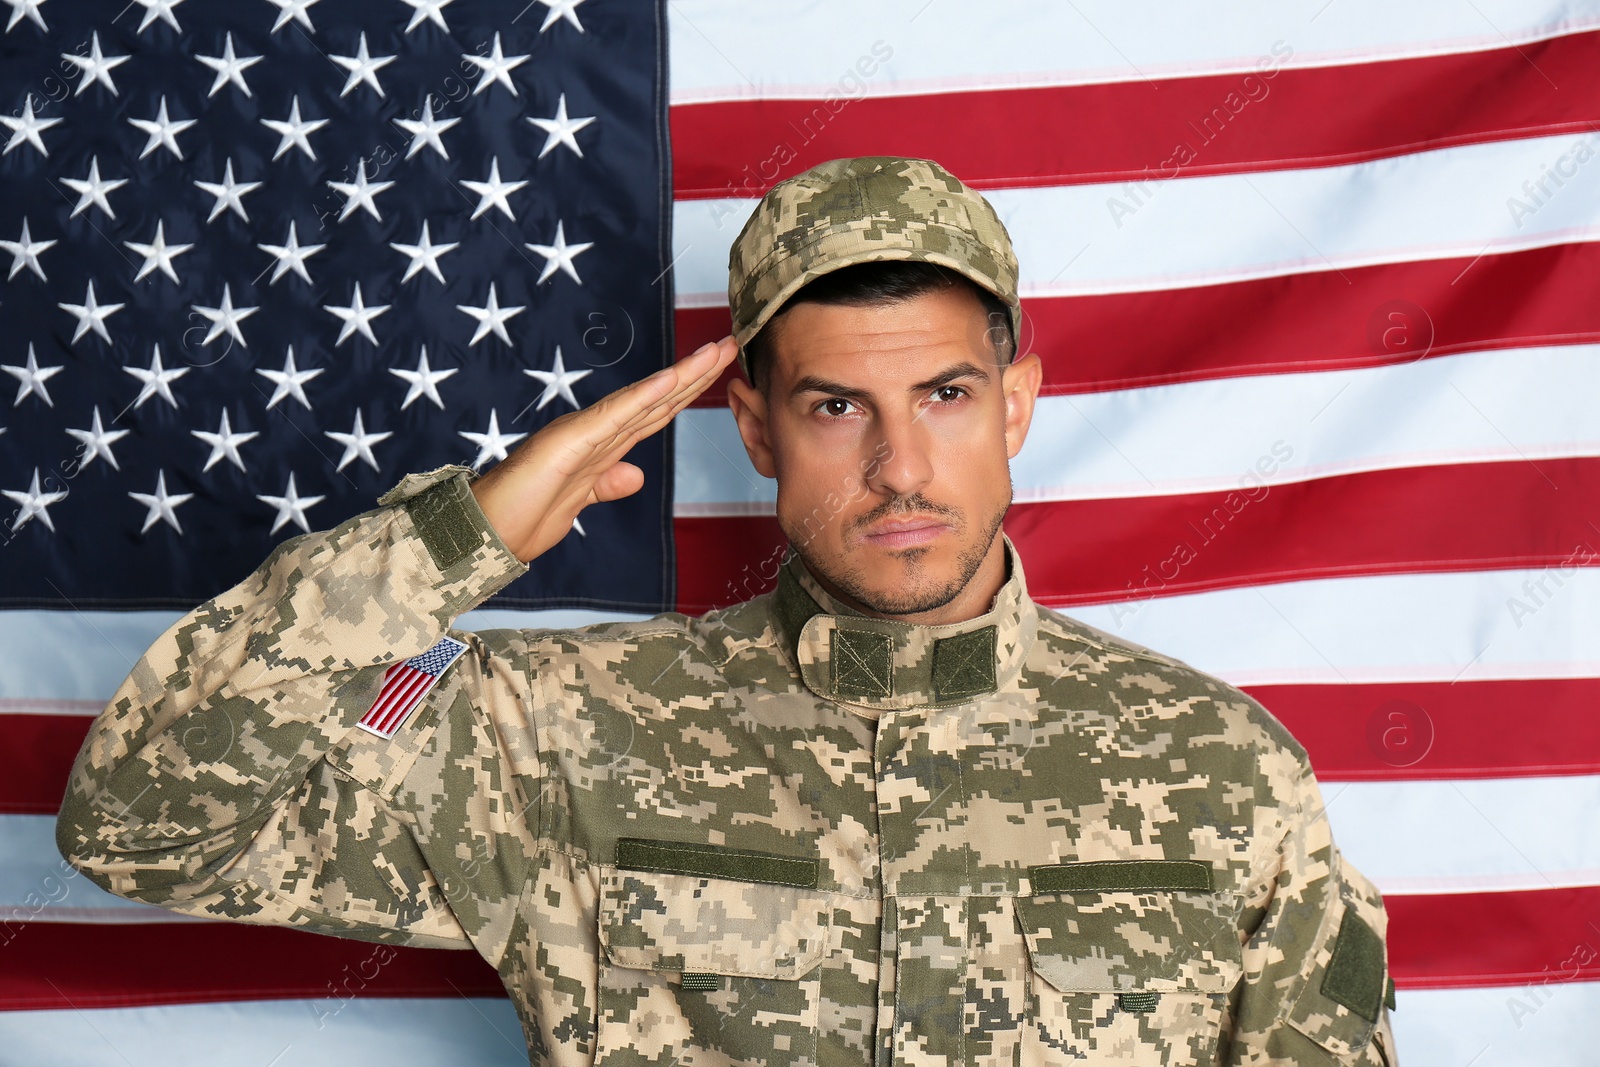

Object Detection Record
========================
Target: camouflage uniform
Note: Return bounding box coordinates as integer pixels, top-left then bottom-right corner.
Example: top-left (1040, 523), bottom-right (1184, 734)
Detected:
top-left (60, 154), bottom-right (1397, 1064)
top-left (58, 465), bottom-right (1397, 1066)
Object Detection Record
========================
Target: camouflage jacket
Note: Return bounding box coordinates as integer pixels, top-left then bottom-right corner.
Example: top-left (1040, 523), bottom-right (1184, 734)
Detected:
top-left (59, 465), bottom-right (1398, 1067)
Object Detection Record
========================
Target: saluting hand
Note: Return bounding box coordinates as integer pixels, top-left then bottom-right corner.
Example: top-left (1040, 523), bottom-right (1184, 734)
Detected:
top-left (470, 336), bottom-right (741, 563)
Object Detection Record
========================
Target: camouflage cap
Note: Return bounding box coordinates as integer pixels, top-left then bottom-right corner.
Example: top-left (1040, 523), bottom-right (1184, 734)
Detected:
top-left (727, 156), bottom-right (1021, 379)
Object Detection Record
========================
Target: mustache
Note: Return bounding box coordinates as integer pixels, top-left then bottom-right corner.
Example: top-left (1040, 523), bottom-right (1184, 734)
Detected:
top-left (850, 493), bottom-right (962, 532)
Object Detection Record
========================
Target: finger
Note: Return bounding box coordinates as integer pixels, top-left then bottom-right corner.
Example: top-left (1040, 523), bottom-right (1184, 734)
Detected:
top-left (580, 338), bottom-right (737, 454)
top-left (590, 461), bottom-right (645, 503)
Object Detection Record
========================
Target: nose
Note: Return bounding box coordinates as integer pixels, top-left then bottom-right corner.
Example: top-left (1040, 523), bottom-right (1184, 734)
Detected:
top-left (863, 408), bottom-right (934, 500)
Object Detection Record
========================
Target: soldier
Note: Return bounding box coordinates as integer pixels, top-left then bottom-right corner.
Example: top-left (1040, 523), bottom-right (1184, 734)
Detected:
top-left (59, 156), bottom-right (1397, 1066)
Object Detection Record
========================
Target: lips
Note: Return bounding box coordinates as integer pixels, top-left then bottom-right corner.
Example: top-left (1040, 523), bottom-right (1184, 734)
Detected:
top-left (861, 518), bottom-right (949, 549)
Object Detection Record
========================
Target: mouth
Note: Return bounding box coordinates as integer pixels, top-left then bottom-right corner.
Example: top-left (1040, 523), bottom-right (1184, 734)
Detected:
top-left (860, 517), bottom-right (951, 550)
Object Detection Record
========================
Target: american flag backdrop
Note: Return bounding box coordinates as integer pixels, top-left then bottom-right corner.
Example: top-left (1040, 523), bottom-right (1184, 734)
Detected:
top-left (4, 1), bottom-right (1600, 1064)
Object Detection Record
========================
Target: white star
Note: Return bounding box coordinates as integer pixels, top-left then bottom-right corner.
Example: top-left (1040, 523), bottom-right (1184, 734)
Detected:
top-left (124, 220), bottom-right (193, 283)
top-left (393, 96), bottom-right (460, 160)
top-left (400, 0), bottom-right (453, 33)
top-left (61, 155), bottom-right (127, 219)
top-left (528, 92), bottom-right (595, 158)
top-left (3, 343), bottom-right (61, 406)
top-left (194, 158), bottom-right (263, 223)
top-left (124, 344), bottom-right (189, 409)
top-left (3, 0), bottom-right (48, 33)
top-left (129, 471), bottom-right (193, 534)
top-left (0, 217), bottom-right (55, 280)
top-left (3, 468), bottom-right (68, 533)
top-left (326, 409), bottom-right (393, 471)
top-left (57, 280), bottom-right (124, 344)
top-left (257, 472), bottom-right (324, 534)
top-left (536, 0), bottom-right (586, 33)
top-left (327, 158), bottom-right (396, 222)
top-left (265, 0), bottom-right (320, 34)
top-left (62, 32), bottom-right (129, 96)
top-left (456, 282), bottom-right (524, 346)
top-left (132, 0), bottom-right (184, 33)
top-left (1, 94), bottom-right (61, 157)
top-left (459, 409), bottom-right (526, 471)
top-left (461, 156), bottom-right (527, 221)
top-left (323, 281), bottom-right (390, 346)
top-left (463, 32), bottom-right (528, 96)
top-left (192, 283), bottom-right (260, 348)
top-left (192, 408), bottom-right (259, 472)
top-left (523, 346), bottom-right (592, 411)
top-left (196, 31), bottom-right (262, 98)
top-left (526, 220), bottom-right (593, 285)
top-left (330, 31), bottom-right (396, 98)
top-left (127, 95), bottom-right (196, 159)
top-left (262, 95), bottom-right (329, 161)
top-left (65, 406), bottom-right (129, 470)
top-left (389, 346), bottom-right (457, 409)
top-left (389, 220), bottom-right (458, 284)
top-left (257, 220), bottom-right (326, 285)
top-left (256, 346), bottom-right (322, 410)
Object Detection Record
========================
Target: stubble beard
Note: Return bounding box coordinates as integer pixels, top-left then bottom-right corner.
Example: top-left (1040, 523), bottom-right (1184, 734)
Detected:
top-left (789, 491), bottom-right (1011, 617)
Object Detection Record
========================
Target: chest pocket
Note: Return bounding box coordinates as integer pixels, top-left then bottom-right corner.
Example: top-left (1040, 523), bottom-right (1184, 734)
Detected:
top-left (1015, 861), bottom-right (1243, 1065)
top-left (596, 839), bottom-right (833, 1067)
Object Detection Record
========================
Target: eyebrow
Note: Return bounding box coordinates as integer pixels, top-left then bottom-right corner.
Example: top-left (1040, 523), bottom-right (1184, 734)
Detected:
top-left (788, 360), bottom-right (993, 403)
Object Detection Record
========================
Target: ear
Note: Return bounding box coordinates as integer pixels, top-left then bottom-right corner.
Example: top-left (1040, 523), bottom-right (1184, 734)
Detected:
top-left (727, 373), bottom-right (777, 479)
top-left (1001, 352), bottom-right (1043, 460)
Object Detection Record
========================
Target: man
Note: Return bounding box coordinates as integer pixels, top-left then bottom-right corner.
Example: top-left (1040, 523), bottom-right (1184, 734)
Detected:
top-left (59, 156), bottom-right (1397, 1066)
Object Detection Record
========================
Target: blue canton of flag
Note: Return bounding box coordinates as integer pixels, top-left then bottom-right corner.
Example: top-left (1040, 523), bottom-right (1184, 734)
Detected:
top-left (0, 0), bottom-right (675, 611)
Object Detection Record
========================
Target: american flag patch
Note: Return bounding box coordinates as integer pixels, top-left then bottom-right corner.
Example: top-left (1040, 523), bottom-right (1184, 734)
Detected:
top-left (356, 636), bottom-right (469, 739)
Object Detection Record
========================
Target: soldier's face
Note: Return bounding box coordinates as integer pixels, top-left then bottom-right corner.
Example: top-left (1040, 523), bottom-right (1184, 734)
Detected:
top-left (727, 285), bottom-right (1043, 621)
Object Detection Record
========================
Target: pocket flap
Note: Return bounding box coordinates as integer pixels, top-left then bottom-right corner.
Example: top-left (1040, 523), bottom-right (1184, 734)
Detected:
top-left (1016, 884), bottom-right (1243, 994)
top-left (600, 867), bottom-right (831, 981)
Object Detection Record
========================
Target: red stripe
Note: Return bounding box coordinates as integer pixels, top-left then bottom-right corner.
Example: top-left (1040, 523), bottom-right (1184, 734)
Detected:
top-left (676, 240), bottom-right (1600, 405)
top-left (0, 888), bottom-right (1592, 1005)
top-left (0, 920), bottom-right (501, 1011)
top-left (1387, 886), bottom-right (1600, 989)
top-left (371, 671), bottom-right (428, 735)
top-left (2, 713), bottom-right (81, 815)
top-left (360, 663), bottom-right (406, 724)
top-left (1005, 457), bottom-right (1600, 607)
top-left (362, 666), bottom-right (428, 734)
top-left (671, 29), bottom-right (1600, 199)
top-left (675, 457), bottom-right (1600, 612)
top-left (1244, 679), bottom-right (1600, 781)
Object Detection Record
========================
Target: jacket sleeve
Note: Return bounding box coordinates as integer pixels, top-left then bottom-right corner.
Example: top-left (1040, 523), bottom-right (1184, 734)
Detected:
top-left (1226, 759), bottom-right (1399, 1066)
top-left (55, 465), bottom-right (539, 952)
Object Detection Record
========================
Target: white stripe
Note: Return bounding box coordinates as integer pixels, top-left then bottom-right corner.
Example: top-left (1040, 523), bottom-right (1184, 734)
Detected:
top-left (0, 997), bottom-right (526, 1067)
top-left (10, 768), bottom-right (1600, 924)
top-left (0, 608), bottom-right (650, 708)
top-left (1064, 567), bottom-right (1600, 687)
top-left (1390, 981), bottom-right (1600, 1067)
top-left (669, 0), bottom-right (1600, 101)
top-left (0, 982), bottom-right (1582, 1066)
top-left (1328, 777), bottom-right (1600, 895)
top-left (675, 345), bottom-right (1600, 510)
top-left (673, 130), bottom-right (1600, 301)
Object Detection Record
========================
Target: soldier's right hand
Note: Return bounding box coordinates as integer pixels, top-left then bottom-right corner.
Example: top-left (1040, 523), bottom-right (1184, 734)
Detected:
top-left (470, 336), bottom-right (740, 563)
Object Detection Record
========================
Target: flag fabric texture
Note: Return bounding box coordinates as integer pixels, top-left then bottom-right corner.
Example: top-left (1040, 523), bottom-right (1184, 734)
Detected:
top-left (5, 2), bottom-right (1600, 1065)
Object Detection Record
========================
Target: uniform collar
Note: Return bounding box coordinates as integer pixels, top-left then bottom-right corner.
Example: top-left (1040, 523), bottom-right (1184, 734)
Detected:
top-left (772, 535), bottom-right (1038, 714)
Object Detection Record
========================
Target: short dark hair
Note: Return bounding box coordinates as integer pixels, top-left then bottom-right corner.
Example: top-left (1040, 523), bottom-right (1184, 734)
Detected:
top-left (741, 260), bottom-right (1016, 393)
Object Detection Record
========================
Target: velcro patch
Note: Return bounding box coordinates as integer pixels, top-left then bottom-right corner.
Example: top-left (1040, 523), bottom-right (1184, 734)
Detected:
top-left (616, 838), bottom-right (819, 889)
top-left (1031, 859), bottom-right (1214, 894)
top-left (1321, 910), bottom-right (1387, 1022)
top-left (356, 636), bottom-right (468, 739)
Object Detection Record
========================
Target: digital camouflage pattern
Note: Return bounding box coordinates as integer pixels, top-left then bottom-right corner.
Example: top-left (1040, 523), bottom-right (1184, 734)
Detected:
top-left (727, 156), bottom-right (1023, 378)
top-left (59, 465), bottom-right (1398, 1066)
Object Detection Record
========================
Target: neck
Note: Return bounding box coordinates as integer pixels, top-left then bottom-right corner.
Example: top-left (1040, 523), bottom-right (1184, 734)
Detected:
top-left (806, 532), bottom-right (1010, 626)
